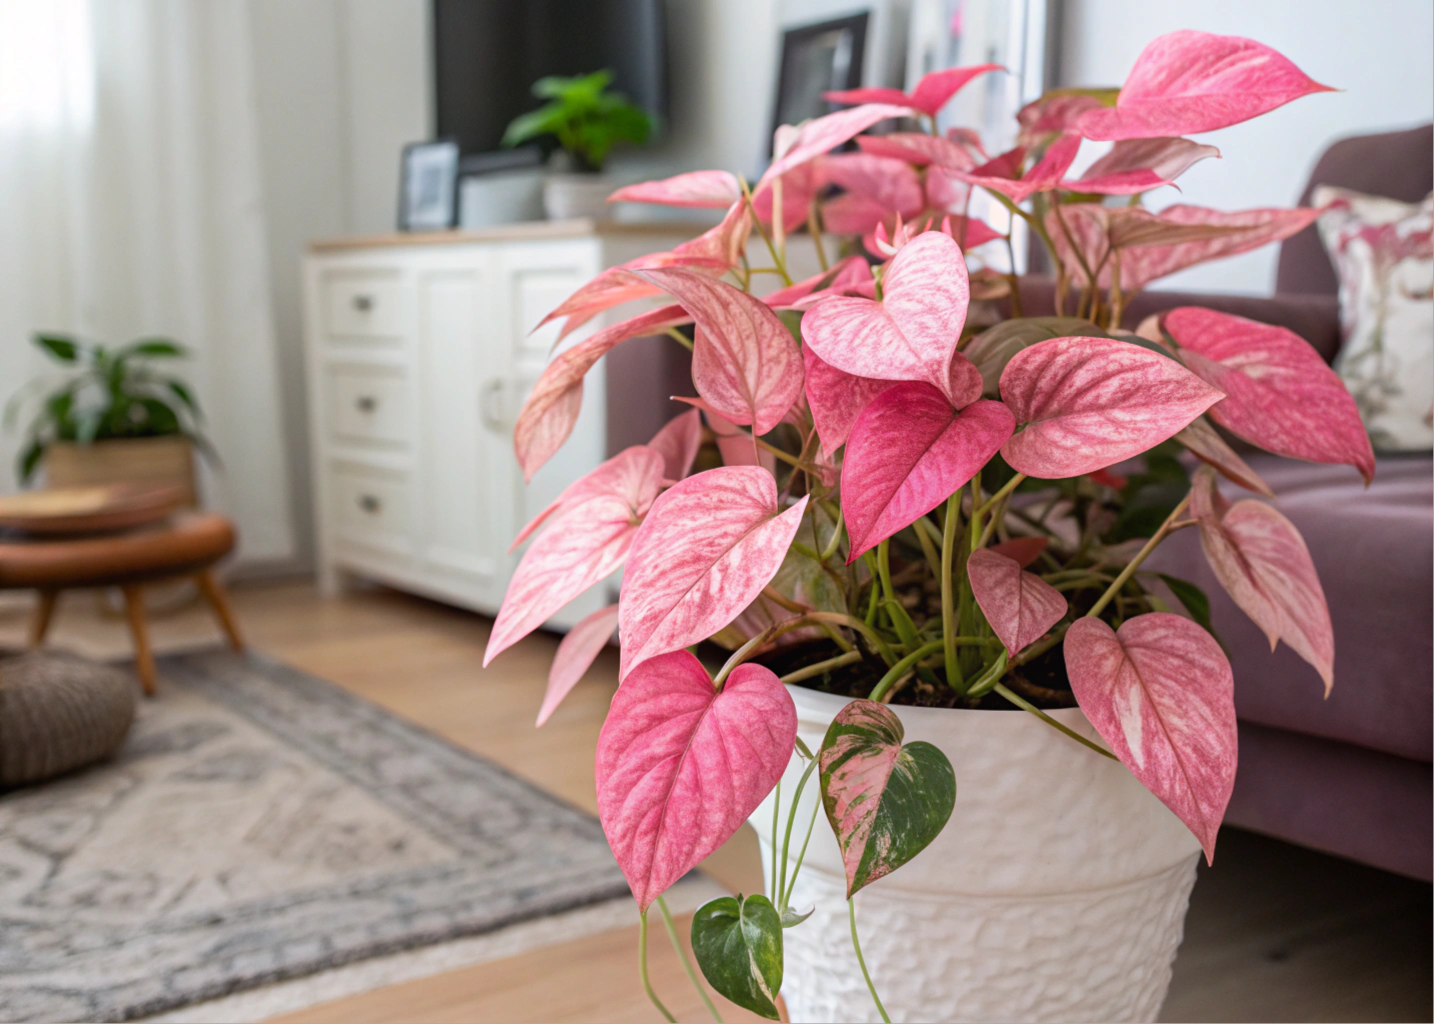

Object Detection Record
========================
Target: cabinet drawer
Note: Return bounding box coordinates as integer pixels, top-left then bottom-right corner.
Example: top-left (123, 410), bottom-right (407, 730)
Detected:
top-left (323, 271), bottom-right (407, 339)
top-left (331, 462), bottom-right (413, 554)
top-left (326, 365), bottom-right (410, 446)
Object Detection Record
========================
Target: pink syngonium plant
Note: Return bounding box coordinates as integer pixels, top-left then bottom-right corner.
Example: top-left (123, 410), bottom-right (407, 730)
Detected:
top-left (484, 30), bottom-right (1367, 1021)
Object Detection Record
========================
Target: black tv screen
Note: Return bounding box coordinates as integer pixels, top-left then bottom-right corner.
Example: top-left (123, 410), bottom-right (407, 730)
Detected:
top-left (433, 0), bottom-right (668, 157)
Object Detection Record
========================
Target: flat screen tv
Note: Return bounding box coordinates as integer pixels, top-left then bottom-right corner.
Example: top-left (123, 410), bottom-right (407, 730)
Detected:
top-left (433, 0), bottom-right (668, 159)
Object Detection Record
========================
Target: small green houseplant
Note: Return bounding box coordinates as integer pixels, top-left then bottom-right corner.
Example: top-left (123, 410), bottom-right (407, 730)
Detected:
top-left (502, 69), bottom-right (655, 173)
top-left (6, 333), bottom-right (210, 489)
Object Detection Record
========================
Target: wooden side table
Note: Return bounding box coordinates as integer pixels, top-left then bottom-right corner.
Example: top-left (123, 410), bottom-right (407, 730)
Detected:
top-left (0, 513), bottom-right (243, 695)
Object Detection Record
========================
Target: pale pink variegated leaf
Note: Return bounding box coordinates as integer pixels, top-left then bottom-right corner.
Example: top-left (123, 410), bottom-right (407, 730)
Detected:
top-left (670, 198), bottom-right (753, 272)
top-left (1190, 467), bottom-right (1335, 694)
top-left (596, 651), bottom-right (796, 909)
top-left (536, 268), bottom-right (665, 341)
top-left (966, 548), bottom-right (1068, 656)
top-left (999, 336), bottom-right (1223, 478)
top-left (751, 158), bottom-right (824, 233)
top-left (825, 64), bottom-right (1001, 117)
top-left (1065, 612), bottom-right (1236, 862)
top-left (671, 397), bottom-right (777, 474)
top-left (1017, 90), bottom-right (1115, 146)
top-left (1164, 307), bottom-right (1374, 483)
top-left (1064, 137), bottom-right (1220, 196)
top-left (618, 467), bottom-right (809, 678)
top-left (819, 86), bottom-right (912, 108)
top-left (761, 255), bottom-right (868, 310)
top-left (762, 104), bottom-right (913, 184)
top-left (802, 231), bottom-right (976, 404)
top-left (841, 384), bottom-right (1014, 561)
top-left (820, 154), bottom-right (926, 236)
top-left (855, 132), bottom-right (977, 170)
top-left (803, 347), bottom-right (896, 457)
top-left (608, 170), bottom-right (742, 208)
top-left (512, 445), bottom-right (666, 551)
top-left (633, 268), bottom-right (804, 435)
top-left (1174, 415), bottom-right (1273, 497)
top-left (989, 535), bottom-right (1049, 568)
top-left (1076, 31), bottom-right (1334, 141)
top-left (514, 305), bottom-right (691, 481)
top-left (647, 409), bottom-right (703, 481)
top-left (537, 603), bottom-right (620, 727)
top-left (952, 133), bottom-right (1081, 204)
top-left (484, 457), bottom-right (661, 666)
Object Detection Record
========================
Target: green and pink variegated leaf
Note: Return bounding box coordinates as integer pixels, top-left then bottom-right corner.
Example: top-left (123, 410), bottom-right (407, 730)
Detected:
top-left (1189, 467), bottom-right (1334, 694)
top-left (634, 267), bottom-right (804, 435)
top-left (802, 347), bottom-right (896, 457)
top-left (618, 467), bottom-right (809, 679)
top-left (819, 699), bottom-right (956, 896)
top-left (966, 548), bottom-right (1067, 656)
top-left (514, 305), bottom-right (691, 480)
top-left (646, 408), bottom-right (703, 482)
top-left (1064, 613), bottom-right (1236, 862)
top-left (1076, 31), bottom-right (1333, 141)
top-left (536, 603), bottom-right (619, 727)
top-left (841, 384), bottom-right (1014, 561)
top-left (596, 651), bottom-right (796, 909)
top-left (801, 232), bottom-right (975, 404)
top-left (1063, 137), bottom-right (1219, 196)
top-left (825, 64), bottom-right (1002, 117)
top-left (952, 133), bottom-right (1081, 203)
top-left (608, 170), bottom-right (741, 208)
top-left (999, 337), bottom-right (1222, 478)
top-left (1164, 307), bottom-right (1375, 483)
top-left (1174, 415), bottom-right (1273, 497)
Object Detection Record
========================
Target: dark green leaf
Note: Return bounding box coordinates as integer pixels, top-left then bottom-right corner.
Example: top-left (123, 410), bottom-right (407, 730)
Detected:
top-left (691, 894), bottom-right (783, 1020)
top-left (819, 699), bottom-right (956, 895)
top-left (164, 378), bottom-right (202, 418)
top-left (18, 440), bottom-right (44, 483)
top-left (118, 338), bottom-right (187, 359)
top-left (780, 906), bottom-right (813, 928)
top-left (33, 333), bottom-right (79, 362)
top-left (1156, 573), bottom-right (1214, 633)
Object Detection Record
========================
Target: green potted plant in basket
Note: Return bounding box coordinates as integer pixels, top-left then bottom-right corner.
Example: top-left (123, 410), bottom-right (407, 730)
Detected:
top-left (484, 30), bottom-right (1363, 1024)
top-left (5, 333), bottom-right (211, 503)
top-left (503, 69), bottom-right (656, 221)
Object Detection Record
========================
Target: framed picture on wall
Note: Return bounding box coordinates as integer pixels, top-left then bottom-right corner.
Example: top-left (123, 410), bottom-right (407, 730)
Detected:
top-left (397, 139), bottom-right (460, 232)
top-left (770, 13), bottom-right (870, 155)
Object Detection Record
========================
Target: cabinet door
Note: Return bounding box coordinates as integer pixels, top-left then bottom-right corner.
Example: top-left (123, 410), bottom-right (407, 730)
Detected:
top-left (491, 240), bottom-right (608, 628)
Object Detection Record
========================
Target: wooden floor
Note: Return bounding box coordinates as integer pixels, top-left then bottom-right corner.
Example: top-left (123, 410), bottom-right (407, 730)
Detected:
top-left (3, 580), bottom-right (1427, 1023)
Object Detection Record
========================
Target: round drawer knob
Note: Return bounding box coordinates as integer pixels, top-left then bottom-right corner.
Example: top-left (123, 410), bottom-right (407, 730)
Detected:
top-left (356, 395), bottom-right (378, 413)
top-left (352, 294), bottom-right (374, 313)
top-left (358, 494), bottom-right (381, 514)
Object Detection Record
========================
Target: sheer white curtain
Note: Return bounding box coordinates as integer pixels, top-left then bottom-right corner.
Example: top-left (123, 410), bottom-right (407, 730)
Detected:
top-left (0, 0), bottom-right (294, 565)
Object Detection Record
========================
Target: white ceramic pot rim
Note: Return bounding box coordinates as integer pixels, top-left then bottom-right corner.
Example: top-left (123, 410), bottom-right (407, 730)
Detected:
top-left (785, 679), bottom-right (1089, 724)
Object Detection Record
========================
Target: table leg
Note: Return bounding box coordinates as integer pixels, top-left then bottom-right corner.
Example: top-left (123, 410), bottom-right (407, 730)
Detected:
top-left (30, 590), bottom-right (60, 647)
top-left (122, 585), bottom-right (157, 696)
top-left (196, 570), bottom-right (244, 651)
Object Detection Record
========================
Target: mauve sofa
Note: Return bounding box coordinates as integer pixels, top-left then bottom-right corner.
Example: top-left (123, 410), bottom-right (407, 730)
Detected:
top-left (1029, 124), bottom-right (1434, 880)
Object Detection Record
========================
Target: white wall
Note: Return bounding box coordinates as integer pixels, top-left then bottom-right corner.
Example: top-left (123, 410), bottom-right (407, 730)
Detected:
top-left (1058, 0), bottom-right (1434, 295)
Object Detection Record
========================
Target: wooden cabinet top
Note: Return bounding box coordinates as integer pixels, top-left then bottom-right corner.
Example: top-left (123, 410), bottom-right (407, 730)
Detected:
top-left (308, 218), bottom-right (705, 253)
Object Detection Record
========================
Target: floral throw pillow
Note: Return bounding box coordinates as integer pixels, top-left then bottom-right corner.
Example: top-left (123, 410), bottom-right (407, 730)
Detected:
top-left (1316, 185), bottom-right (1434, 452)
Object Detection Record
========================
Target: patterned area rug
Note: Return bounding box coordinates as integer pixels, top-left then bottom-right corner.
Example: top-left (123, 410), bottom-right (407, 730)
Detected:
top-left (0, 649), bottom-right (629, 1023)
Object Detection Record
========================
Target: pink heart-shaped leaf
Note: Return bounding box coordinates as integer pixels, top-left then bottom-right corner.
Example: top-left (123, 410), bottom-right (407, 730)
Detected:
top-left (966, 548), bottom-right (1068, 656)
top-left (762, 104), bottom-right (913, 184)
top-left (820, 154), bottom-right (927, 235)
top-left (633, 267), bottom-right (803, 435)
top-left (1063, 137), bottom-right (1220, 196)
top-left (841, 384), bottom-right (1015, 561)
top-left (999, 336), bottom-right (1223, 478)
top-left (1065, 612), bottom-right (1236, 862)
top-left (855, 132), bottom-right (977, 170)
top-left (907, 64), bottom-right (1005, 116)
top-left (1174, 416), bottom-right (1273, 497)
top-left (512, 444), bottom-right (668, 551)
top-left (953, 133), bottom-right (1081, 203)
top-left (596, 651), bottom-right (796, 910)
top-left (537, 603), bottom-right (620, 727)
top-left (608, 170), bottom-right (742, 208)
top-left (647, 408), bottom-right (703, 482)
top-left (619, 467), bottom-right (809, 679)
top-left (802, 347), bottom-right (897, 457)
top-left (514, 305), bottom-right (691, 481)
top-left (1189, 467), bottom-right (1334, 694)
top-left (1076, 31), bottom-right (1334, 141)
top-left (761, 255), bottom-right (865, 309)
top-left (1164, 307), bottom-right (1375, 483)
top-left (1017, 91), bottom-right (1113, 145)
top-left (802, 231), bottom-right (975, 403)
top-left (485, 447), bottom-right (665, 666)
top-left (989, 535), bottom-right (1049, 568)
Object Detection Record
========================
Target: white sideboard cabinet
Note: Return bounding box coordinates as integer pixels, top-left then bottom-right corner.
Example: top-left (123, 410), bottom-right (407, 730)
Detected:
top-left (302, 220), bottom-right (695, 630)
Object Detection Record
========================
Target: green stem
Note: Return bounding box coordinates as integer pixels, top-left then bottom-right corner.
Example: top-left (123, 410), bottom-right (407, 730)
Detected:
top-left (913, 514), bottom-right (942, 570)
top-left (783, 795), bottom-right (821, 910)
top-left (1086, 494), bottom-right (1191, 619)
top-left (820, 505), bottom-right (846, 561)
top-left (974, 473), bottom-right (1026, 518)
top-left (657, 897), bottom-right (723, 1023)
top-left (993, 682), bottom-right (1117, 760)
top-left (964, 649), bottom-right (1009, 698)
top-left (849, 898), bottom-right (891, 1024)
top-left (770, 778), bottom-right (781, 901)
top-left (738, 175), bottom-right (793, 286)
top-left (940, 493), bottom-right (964, 691)
top-left (778, 756), bottom-right (819, 912)
top-left (869, 640), bottom-right (944, 702)
top-left (714, 612), bottom-right (897, 689)
top-left (664, 327), bottom-right (694, 351)
top-left (779, 649), bottom-right (862, 685)
top-left (639, 910), bottom-right (678, 1023)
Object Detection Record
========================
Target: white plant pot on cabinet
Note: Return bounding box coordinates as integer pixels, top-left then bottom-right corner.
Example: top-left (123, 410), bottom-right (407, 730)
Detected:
top-left (543, 174), bottom-right (616, 221)
top-left (749, 684), bottom-right (1201, 1024)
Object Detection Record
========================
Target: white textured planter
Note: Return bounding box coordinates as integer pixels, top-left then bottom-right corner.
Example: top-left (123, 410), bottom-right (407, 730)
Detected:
top-left (543, 174), bottom-right (616, 221)
top-left (749, 684), bottom-right (1200, 1024)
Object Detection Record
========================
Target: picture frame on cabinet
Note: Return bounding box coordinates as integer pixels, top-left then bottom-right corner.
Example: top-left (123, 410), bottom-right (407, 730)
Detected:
top-left (397, 139), bottom-right (460, 232)
top-left (770, 12), bottom-right (870, 156)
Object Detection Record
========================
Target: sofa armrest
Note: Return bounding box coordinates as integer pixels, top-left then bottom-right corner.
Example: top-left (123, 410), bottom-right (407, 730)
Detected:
top-left (1012, 276), bottom-right (1343, 364)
